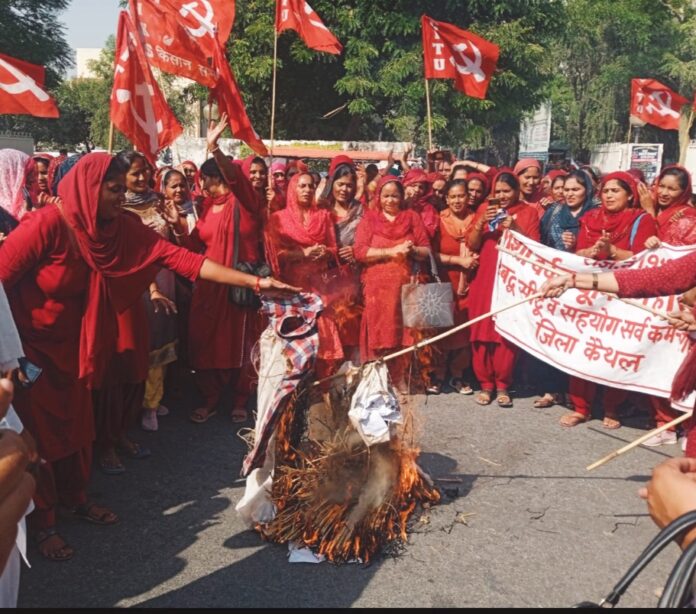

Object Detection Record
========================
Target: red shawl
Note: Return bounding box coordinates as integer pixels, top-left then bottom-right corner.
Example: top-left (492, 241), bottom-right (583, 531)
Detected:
top-left (403, 168), bottom-right (438, 237)
top-left (655, 165), bottom-right (695, 241)
top-left (57, 152), bottom-right (171, 384)
top-left (365, 175), bottom-right (416, 241)
top-left (466, 172), bottom-right (491, 199)
top-left (274, 173), bottom-right (330, 246)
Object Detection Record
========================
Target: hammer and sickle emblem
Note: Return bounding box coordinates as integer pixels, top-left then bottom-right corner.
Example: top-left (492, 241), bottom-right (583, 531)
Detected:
top-left (449, 41), bottom-right (485, 83)
top-left (180, 0), bottom-right (215, 38)
top-left (0, 57), bottom-right (49, 101)
top-left (646, 91), bottom-right (680, 119)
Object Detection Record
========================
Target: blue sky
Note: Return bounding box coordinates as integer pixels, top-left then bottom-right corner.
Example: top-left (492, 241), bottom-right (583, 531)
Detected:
top-left (61, 0), bottom-right (122, 49)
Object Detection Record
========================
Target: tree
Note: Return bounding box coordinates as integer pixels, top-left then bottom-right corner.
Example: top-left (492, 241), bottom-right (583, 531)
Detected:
top-left (230, 0), bottom-right (563, 163)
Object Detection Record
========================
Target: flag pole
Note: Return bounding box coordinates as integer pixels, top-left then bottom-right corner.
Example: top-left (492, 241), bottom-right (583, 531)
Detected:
top-left (424, 77), bottom-right (434, 151)
top-left (269, 26), bottom-right (279, 189)
top-left (107, 121), bottom-right (115, 154)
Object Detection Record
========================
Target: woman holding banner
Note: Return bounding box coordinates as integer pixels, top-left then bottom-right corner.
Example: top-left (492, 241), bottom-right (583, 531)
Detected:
top-left (541, 248), bottom-right (696, 455)
top-left (553, 171), bottom-right (656, 429)
top-left (640, 165), bottom-right (696, 445)
top-left (466, 171), bottom-right (540, 407)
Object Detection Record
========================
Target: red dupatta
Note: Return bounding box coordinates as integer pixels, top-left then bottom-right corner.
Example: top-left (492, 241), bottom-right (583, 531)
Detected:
top-left (365, 175), bottom-right (415, 241)
top-left (655, 165), bottom-right (696, 239)
top-left (57, 152), bottom-right (173, 384)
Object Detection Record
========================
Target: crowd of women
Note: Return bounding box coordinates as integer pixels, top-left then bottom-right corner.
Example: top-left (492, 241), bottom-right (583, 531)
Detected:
top-left (1, 111), bottom-right (696, 567)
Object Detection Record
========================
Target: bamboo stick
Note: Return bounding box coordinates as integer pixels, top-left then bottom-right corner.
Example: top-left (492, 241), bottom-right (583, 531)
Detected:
top-left (587, 411), bottom-right (693, 471)
top-left (269, 29), bottom-right (279, 185)
top-left (311, 292), bottom-right (542, 388)
top-left (424, 77), bottom-right (433, 151)
top-left (496, 245), bottom-right (670, 319)
top-left (107, 121), bottom-right (115, 154)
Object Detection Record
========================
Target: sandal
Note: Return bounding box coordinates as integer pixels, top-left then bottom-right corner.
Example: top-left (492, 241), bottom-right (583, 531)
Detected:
top-left (475, 390), bottom-right (493, 406)
top-left (231, 407), bottom-right (248, 423)
top-left (117, 441), bottom-right (151, 459)
top-left (449, 378), bottom-right (474, 395)
top-left (496, 392), bottom-right (513, 408)
top-left (35, 528), bottom-right (74, 562)
top-left (534, 393), bottom-right (556, 409)
top-left (73, 502), bottom-right (119, 526)
top-left (560, 411), bottom-right (588, 427)
top-left (602, 416), bottom-right (621, 430)
top-left (190, 407), bottom-right (217, 424)
top-left (98, 449), bottom-right (125, 475)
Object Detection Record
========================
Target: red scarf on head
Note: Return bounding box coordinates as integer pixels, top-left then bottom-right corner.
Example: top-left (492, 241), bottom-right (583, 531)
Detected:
top-left (466, 172), bottom-right (491, 198)
top-left (366, 175), bottom-right (415, 241)
top-left (274, 173), bottom-right (330, 246)
top-left (403, 168), bottom-right (434, 209)
top-left (57, 152), bottom-right (170, 385)
top-left (545, 169), bottom-right (568, 183)
top-left (581, 171), bottom-right (642, 244)
top-left (656, 164), bottom-right (694, 228)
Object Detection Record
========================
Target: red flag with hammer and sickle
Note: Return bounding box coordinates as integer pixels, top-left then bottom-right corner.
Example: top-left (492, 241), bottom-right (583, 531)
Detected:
top-left (0, 54), bottom-right (59, 118)
top-left (111, 11), bottom-right (183, 164)
top-left (421, 15), bottom-right (499, 100)
top-left (275, 0), bottom-right (342, 55)
top-left (129, 0), bottom-right (234, 86)
top-left (630, 79), bottom-right (688, 131)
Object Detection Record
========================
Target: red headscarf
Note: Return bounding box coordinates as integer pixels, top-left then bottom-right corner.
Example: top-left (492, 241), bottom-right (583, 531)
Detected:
top-left (657, 165), bottom-right (693, 209)
top-left (581, 171), bottom-right (642, 244)
top-left (513, 158), bottom-right (542, 176)
top-left (274, 173), bottom-right (331, 246)
top-left (364, 175), bottom-right (416, 241)
top-left (328, 154), bottom-right (354, 177)
top-left (466, 172), bottom-right (491, 197)
top-left (57, 152), bottom-right (174, 384)
top-left (545, 169), bottom-right (568, 184)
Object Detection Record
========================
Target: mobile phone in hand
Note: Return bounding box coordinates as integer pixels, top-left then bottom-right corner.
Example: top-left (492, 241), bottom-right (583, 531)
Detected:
top-left (17, 357), bottom-right (42, 389)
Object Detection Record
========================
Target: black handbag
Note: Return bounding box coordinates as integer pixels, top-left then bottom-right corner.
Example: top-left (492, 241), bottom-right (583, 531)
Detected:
top-left (574, 510), bottom-right (696, 608)
top-left (228, 202), bottom-right (271, 308)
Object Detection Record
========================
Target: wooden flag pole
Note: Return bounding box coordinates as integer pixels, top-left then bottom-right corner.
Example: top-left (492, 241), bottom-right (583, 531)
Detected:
top-left (269, 26), bottom-right (279, 189)
top-left (107, 121), bottom-right (115, 154)
top-left (424, 77), bottom-right (434, 151)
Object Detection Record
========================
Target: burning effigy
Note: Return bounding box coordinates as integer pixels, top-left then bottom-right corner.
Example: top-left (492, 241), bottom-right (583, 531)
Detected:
top-left (236, 293), bottom-right (440, 564)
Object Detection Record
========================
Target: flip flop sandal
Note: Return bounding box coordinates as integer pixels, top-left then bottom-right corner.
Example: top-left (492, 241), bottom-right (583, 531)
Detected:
top-left (496, 394), bottom-right (513, 408)
top-left (475, 391), bottom-right (493, 406)
top-left (602, 417), bottom-right (621, 430)
top-left (117, 442), bottom-right (151, 459)
top-left (190, 408), bottom-right (218, 424)
top-left (560, 412), bottom-right (588, 427)
top-left (35, 528), bottom-right (74, 562)
top-left (534, 395), bottom-right (556, 409)
top-left (73, 503), bottom-right (119, 526)
top-left (99, 457), bottom-right (126, 475)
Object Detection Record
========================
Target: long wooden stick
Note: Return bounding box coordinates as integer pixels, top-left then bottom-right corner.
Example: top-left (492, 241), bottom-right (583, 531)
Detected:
top-left (424, 77), bottom-right (433, 151)
top-left (269, 27), bottom-right (279, 183)
top-left (311, 292), bottom-right (542, 387)
top-left (587, 411), bottom-right (693, 471)
top-left (496, 245), bottom-right (670, 319)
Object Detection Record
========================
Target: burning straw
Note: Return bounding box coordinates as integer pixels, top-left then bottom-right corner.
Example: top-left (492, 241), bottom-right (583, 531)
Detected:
top-left (253, 372), bottom-right (440, 564)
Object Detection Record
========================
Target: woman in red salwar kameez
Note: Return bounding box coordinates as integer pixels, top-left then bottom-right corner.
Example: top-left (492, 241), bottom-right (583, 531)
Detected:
top-left (640, 165), bottom-right (696, 446)
top-left (466, 172), bottom-right (540, 407)
top-left (432, 179), bottom-right (479, 394)
top-left (0, 152), bottom-right (296, 561)
top-left (267, 173), bottom-right (344, 379)
top-left (561, 171), bottom-right (657, 429)
top-left (354, 176), bottom-right (431, 393)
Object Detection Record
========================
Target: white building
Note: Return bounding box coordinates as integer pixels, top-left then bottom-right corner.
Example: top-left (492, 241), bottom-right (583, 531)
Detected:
top-left (75, 48), bottom-right (102, 79)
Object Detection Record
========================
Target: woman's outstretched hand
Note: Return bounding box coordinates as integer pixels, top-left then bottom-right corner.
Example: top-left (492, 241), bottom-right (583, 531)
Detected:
top-left (540, 274), bottom-right (573, 298)
top-left (258, 277), bottom-right (301, 299)
top-left (207, 112), bottom-right (230, 152)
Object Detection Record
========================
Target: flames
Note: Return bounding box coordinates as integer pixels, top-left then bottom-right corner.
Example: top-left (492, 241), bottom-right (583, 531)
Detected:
top-left (256, 427), bottom-right (440, 564)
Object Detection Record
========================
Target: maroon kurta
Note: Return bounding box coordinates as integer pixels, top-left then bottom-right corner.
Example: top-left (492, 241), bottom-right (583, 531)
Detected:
top-left (0, 205), bottom-right (204, 461)
top-left (354, 209), bottom-right (431, 359)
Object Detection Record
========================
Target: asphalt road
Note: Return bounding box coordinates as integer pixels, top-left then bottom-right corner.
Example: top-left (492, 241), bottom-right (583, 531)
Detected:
top-left (18, 381), bottom-right (683, 608)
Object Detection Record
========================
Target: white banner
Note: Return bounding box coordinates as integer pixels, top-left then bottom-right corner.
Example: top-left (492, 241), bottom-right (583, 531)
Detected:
top-left (492, 230), bottom-right (696, 412)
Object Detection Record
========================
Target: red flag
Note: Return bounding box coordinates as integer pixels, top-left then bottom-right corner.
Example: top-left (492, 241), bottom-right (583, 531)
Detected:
top-left (129, 0), bottom-right (218, 86)
top-left (631, 79), bottom-right (688, 131)
top-left (177, 0), bottom-right (235, 50)
top-left (276, 0), bottom-right (342, 55)
top-left (0, 54), bottom-right (59, 118)
top-left (211, 41), bottom-right (268, 155)
top-left (111, 11), bottom-right (183, 164)
top-left (421, 15), bottom-right (499, 100)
